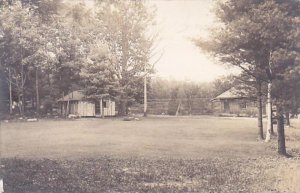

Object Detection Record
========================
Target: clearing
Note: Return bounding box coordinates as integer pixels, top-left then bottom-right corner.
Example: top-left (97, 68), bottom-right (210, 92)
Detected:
top-left (0, 116), bottom-right (299, 192)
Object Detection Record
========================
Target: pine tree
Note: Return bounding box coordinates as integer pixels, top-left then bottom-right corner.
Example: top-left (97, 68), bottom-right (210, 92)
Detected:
top-left (195, 0), bottom-right (300, 142)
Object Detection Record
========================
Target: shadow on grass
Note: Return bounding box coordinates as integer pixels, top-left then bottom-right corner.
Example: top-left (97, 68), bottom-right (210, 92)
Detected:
top-left (0, 157), bottom-right (279, 193)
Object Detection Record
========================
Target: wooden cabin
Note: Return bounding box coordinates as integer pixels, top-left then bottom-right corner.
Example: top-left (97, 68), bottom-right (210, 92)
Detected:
top-left (211, 87), bottom-right (258, 116)
top-left (58, 90), bottom-right (116, 117)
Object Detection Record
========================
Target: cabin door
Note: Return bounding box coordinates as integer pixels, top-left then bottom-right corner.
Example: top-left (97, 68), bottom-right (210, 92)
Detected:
top-left (95, 100), bottom-right (100, 115)
top-left (224, 101), bottom-right (230, 113)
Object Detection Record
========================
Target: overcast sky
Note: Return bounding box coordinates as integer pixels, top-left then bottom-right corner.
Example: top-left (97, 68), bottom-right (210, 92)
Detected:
top-left (150, 0), bottom-right (239, 82)
top-left (72, 0), bottom-right (239, 82)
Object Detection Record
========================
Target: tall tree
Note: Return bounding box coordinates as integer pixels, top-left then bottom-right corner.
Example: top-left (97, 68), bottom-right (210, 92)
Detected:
top-left (0, 0), bottom-right (89, 116)
top-left (0, 1), bottom-right (40, 116)
top-left (195, 0), bottom-right (300, 142)
top-left (48, 2), bottom-right (93, 103)
top-left (80, 44), bottom-right (119, 103)
top-left (94, 0), bottom-right (156, 115)
top-left (272, 55), bottom-right (300, 155)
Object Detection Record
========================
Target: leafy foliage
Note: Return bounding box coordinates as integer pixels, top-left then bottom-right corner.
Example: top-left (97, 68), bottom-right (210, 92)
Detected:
top-left (94, 0), bottom-right (156, 114)
top-left (196, 0), bottom-right (300, 83)
top-left (195, 0), bottom-right (300, 141)
top-left (0, 0), bottom-right (157, 116)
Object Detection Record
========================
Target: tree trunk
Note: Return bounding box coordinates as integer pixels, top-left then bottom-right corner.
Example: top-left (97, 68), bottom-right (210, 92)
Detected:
top-left (100, 98), bottom-right (104, 118)
top-left (118, 99), bottom-right (127, 116)
top-left (285, 112), bottom-right (290, 126)
top-left (21, 63), bottom-right (25, 117)
top-left (257, 82), bottom-right (264, 140)
top-left (120, 25), bottom-right (129, 117)
top-left (277, 112), bottom-right (286, 155)
top-left (31, 97), bottom-right (35, 109)
top-left (35, 68), bottom-right (40, 117)
top-left (8, 68), bottom-right (13, 115)
top-left (266, 82), bottom-right (272, 142)
top-left (19, 28), bottom-right (25, 117)
top-left (267, 50), bottom-right (274, 135)
top-left (175, 102), bottom-right (181, 116)
top-left (188, 97), bottom-right (192, 115)
top-left (144, 69), bottom-right (147, 117)
top-left (66, 100), bottom-right (70, 118)
top-left (270, 117), bottom-right (274, 134)
top-left (18, 94), bottom-right (22, 115)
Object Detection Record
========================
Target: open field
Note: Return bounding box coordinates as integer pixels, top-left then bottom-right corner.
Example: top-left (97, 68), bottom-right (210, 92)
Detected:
top-left (0, 116), bottom-right (299, 192)
top-left (1, 116), bottom-right (292, 159)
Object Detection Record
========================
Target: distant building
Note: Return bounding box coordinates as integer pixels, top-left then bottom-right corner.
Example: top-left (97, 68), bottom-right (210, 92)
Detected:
top-left (58, 90), bottom-right (116, 117)
top-left (211, 87), bottom-right (258, 116)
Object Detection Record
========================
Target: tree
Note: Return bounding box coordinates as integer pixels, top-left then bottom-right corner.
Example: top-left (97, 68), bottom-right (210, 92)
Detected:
top-left (272, 55), bottom-right (300, 155)
top-left (0, 0), bottom-right (89, 116)
top-left (46, 2), bottom-right (94, 109)
top-left (212, 75), bottom-right (236, 96)
top-left (0, 70), bottom-right (9, 118)
top-left (23, 0), bottom-right (63, 115)
top-left (148, 78), bottom-right (173, 100)
top-left (183, 83), bottom-right (200, 115)
top-left (0, 0), bottom-right (73, 116)
top-left (167, 86), bottom-right (182, 116)
top-left (94, 0), bottom-right (156, 116)
top-left (195, 0), bottom-right (300, 142)
top-left (80, 44), bottom-right (119, 106)
top-left (0, 0), bottom-right (158, 118)
top-left (0, 1), bottom-right (41, 116)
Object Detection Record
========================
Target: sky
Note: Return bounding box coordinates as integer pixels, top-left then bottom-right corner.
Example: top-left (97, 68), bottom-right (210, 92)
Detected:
top-left (71, 0), bottom-right (239, 82)
top-left (149, 0), bottom-right (238, 82)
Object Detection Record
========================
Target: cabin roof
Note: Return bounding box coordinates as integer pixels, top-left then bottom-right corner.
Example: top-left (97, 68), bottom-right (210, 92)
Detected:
top-left (58, 90), bottom-right (85, 101)
top-left (215, 87), bottom-right (248, 100)
top-left (58, 90), bottom-right (113, 102)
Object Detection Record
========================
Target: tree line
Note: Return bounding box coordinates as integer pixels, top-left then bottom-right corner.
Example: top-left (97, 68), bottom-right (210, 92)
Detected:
top-left (0, 0), bottom-right (156, 117)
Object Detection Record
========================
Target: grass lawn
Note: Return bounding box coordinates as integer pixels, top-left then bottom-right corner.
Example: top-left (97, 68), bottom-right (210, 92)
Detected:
top-left (0, 116), bottom-right (299, 193)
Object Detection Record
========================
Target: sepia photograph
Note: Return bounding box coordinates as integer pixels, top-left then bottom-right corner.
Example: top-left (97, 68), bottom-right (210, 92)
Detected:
top-left (0, 0), bottom-right (299, 192)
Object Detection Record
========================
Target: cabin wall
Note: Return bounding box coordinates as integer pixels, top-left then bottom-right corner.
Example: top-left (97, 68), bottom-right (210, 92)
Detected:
top-left (59, 99), bottom-right (116, 117)
top-left (212, 100), bottom-right (222, 113)
top-left (213, 98), bottom-right (258, 116)
top-left (103, 99), bottom-right (116, 116)
top-left (77, 101), bottom-right (95, 117)
top-left (59, 101), bottom-right (95, 117)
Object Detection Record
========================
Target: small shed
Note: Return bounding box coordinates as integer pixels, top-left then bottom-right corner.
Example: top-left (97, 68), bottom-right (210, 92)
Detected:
top-left (58, 90), bottom-right (116, 117)
top-left (211, 87), bottom-right (257, 116)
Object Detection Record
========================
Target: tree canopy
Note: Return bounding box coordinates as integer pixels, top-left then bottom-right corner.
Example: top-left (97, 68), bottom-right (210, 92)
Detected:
top-left (0, 0), bottom-right (158, 117)
top-left (195, 0), bottom-right (300, 152)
